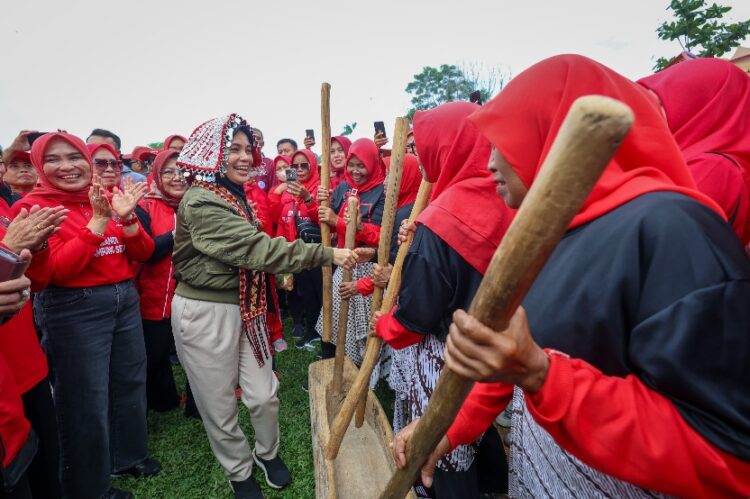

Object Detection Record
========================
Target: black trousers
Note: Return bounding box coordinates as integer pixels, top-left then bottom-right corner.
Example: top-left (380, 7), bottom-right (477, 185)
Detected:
top-left (429, 428), bottom-right (508, 498)
top-left (0, 473), bottom-right (31, 499)
top-left (142, 319), bottom-right (180, 412)
top-left (22, 378), bottom-right (61, 499)
top-left (288, 268), bottom-right (322, 333)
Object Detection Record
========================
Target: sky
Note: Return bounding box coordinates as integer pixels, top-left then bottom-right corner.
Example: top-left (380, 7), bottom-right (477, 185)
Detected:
top-left (1, 0), bottom-right (749, 154)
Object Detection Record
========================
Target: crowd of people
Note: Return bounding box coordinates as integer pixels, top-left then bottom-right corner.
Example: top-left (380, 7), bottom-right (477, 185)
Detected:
top-left (0, 53), bottom-right (749, 499)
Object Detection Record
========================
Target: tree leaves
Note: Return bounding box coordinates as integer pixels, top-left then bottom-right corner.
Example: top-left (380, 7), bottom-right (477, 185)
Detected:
top-left (405, 63), bottom-right (509, 120)
top-left (655, 0), bottom-right (750, 71)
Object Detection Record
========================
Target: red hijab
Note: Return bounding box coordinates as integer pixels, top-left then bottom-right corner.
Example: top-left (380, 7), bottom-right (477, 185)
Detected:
top-left (331, 136), bottom-right (352, 187)
top-left (415, 102), bottom-right (513, 274)
top-left (384, 153), bottom-right (422, 208)
top-left (470, 54), bottom-right (724, 230)
top-left (290, 149), bottom-right (321, 194)
top-left (163, 134), bottom-right (187, 151)
top-left (86, 143), bottom-right (119, 161)
top-left (145, 150), bottom-right (181, 207)
top-left (638, 58), bottom-right (750, 242)
top-left (344, 139), bottom-right (385, 194)
top-left (25, 132), bottom-right (93, 205)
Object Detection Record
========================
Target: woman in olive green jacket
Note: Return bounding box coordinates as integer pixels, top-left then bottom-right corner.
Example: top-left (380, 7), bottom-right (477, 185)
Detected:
top-left (171, 114), bottom-right (356, 499)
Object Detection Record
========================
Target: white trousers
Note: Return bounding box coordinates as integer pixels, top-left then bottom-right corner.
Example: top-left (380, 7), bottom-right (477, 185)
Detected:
top-left (171, 295), bottom-right (280, 481)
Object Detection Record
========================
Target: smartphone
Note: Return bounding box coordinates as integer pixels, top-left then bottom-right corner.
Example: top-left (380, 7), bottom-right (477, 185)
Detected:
top-left (27, 132), bottom-right (49, 146)
top-left (0, 247), bottom-right (28, 282)
top-left (469, 90), bottom-right (483, 105)
top-left (374, 121), bottom-right (386, 137)
top-left (305, 129), bottom-right (315, 141)
top-left (286, 168), bottom-right (298, 182)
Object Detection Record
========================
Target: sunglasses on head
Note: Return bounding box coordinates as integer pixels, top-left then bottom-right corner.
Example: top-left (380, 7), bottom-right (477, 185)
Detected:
top-left (93, 159), bottom-right (123, 171)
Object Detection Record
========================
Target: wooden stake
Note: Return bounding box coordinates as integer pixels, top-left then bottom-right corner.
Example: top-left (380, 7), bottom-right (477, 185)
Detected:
top-left (379, 95), bottom-right (634, 498)
top-left (326, 179), bottom-right (433, 459)
top-left (331, 197), bottom-right (359, 396)
top-left (320, 83), bottom-right (334, 343)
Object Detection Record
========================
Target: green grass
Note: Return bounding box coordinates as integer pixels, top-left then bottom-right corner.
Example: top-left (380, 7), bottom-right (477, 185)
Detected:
top-left (114, 321), bottom-right (395, 499)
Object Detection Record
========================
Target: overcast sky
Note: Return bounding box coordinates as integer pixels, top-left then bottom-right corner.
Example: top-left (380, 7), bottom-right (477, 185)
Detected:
top-left (1, 0), bottom-right (748, 154)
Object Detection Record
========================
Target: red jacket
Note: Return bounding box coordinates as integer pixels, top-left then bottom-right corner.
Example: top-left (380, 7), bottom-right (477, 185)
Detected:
top-left (12, 199), bottom-right (155, 288)
top-left (0, 353), bottom-right (30, 469)
top-left (244, 182), bottom-right (273, 234)
top-left (135, 198), bottom-right (177, 320)
top-left (268, 189), bottom-right (318, 243)
top-left (0, 224), bottom-right (48, 395)
top-left (447, 351), bottom-right (750, 498)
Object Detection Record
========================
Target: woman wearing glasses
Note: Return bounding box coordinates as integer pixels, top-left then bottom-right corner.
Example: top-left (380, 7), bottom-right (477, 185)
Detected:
top-left (14, 132), bottom-right (160, 499)
top-left (135, 150), bottom-right (187, 413)
top-left (88, 143), bottom-right (124, 190)
top-left (269, 149), bottom-right (323, 349)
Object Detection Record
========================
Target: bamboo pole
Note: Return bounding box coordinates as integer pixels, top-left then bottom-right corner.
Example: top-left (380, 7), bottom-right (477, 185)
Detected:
top-left (326, 178), bottom-right (433, 459)
top-left (380, 96), bottom-right (634, 498)
top-left (331, 197), bottom-right (359, 396)
top-left (320, 83), bottom-right (334, 343)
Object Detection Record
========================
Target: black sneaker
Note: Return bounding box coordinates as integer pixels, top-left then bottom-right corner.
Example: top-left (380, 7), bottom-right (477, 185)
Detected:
top-left (103, 487), bottom-right (134, 499)
top-left (292, 324), bottom-right (305, 339)
top-left (253, 450), bottom-right (291, 489)
top-left (301, 379), bottom-right (309, 392)
top-left (294, 331), bottom-right (319, 351)
top-left (112, 457), bottom-right (162, 478)
top-left (230, 476), bottom-right (264, 499)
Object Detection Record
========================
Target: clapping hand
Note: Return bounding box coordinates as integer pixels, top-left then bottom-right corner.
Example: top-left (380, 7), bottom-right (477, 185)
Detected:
top-left (3, 205), bottom-right (68, 252)
top-left (111, 177), bottom-right (148, 218)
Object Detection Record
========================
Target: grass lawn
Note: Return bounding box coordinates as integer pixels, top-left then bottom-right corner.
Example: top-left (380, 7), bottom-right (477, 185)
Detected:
top-left (113, 321), bottom-right (395, 499)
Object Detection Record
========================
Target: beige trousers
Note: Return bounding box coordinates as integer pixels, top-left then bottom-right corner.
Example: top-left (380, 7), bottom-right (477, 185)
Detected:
top-left (171, 294), bottom-right (280, 481)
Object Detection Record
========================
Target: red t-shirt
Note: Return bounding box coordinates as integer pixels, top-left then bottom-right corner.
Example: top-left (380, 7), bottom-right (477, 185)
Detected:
top-left (13, 199), bottom-right (154, 287)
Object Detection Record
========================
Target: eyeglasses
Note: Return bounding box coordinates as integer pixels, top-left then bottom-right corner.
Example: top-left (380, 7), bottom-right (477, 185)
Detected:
top-left (93, 159), bottom-right (123, 171)
top-left (293, 162), bottom-right (310, 170)
top-left (406, 143), bottom-right (417, 154)
top-left (161, 169), bottom-right (180, 180)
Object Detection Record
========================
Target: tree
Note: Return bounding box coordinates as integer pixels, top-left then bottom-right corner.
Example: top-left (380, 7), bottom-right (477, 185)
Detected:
top-left (340, 122), bottom-right (357, 136)
top-left (405, 63), bottom-right (508, 120)
top-left (654, 0), bottom-right (750, 70)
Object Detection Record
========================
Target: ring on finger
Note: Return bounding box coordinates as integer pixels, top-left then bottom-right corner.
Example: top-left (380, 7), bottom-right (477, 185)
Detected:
top-left (19, 289), bottom-right (30, 301)
top-left (33, 224), bottom-right (46, 231)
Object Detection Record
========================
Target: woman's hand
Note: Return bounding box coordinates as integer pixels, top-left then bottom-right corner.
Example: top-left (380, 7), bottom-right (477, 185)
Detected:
top-left (318, 206), bottom-right (338, 227)
top-left (274, 182), bottom-right (288, 195)
top-left (89, 175), bottom-right (113, 219)
top-left (339, 281), bottom-right (360, 300)
top-left (3, 205), bottom-right (68, 252)
top-left (369, 310), bottom-right (383, 337)
top-left (332, 248), bottom-right (357, 270)
top-left (111, 177), bottom-right (148, 218)
top-left (390, 418), bottom-right (451, 488)
top-left (304, 136), bottom-right (315, 149)
top-left (445, 307), bottom-right (550, 393)
top-left (287, 181), bottom-right (311, 202)
top-left (372, 263), bottom-right (392, 288)
top-left (353, 247), bottom-right (375, 264)
top-left (397, 219), bottom-right (416, 245)
top-left (316, 186), bottom-right (332, 203)
top-left (342, 208), bottom-right (362, 231)
top-left (374, 132), bottom-right (389, 149)
top-left (5, 130), bottom-right (37, 157)
top-left (0, 250), bottom-right (31, 319)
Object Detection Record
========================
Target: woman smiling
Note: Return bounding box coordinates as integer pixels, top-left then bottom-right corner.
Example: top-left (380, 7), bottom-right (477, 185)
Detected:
top-left (171, 114), bottom-right (356, 499)
top-left (14, 132), bottom-right (159, 499)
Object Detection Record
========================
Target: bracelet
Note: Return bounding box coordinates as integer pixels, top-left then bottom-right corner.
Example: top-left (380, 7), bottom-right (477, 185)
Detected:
top-left (116, 214), bottom-right (138, 226)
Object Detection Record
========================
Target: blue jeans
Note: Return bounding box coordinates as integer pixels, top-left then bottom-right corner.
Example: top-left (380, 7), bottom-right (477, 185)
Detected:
top-left (36, 280), bottom-right (148, 499)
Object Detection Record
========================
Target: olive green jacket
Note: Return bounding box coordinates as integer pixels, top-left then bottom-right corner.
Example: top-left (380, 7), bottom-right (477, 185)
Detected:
top-left (173, 186), bottom-right (332, 304)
